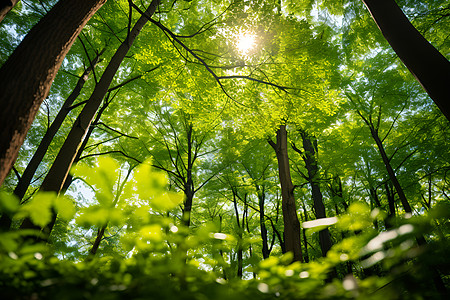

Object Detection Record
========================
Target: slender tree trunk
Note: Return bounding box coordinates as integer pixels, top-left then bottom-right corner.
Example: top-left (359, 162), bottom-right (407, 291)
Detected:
top-left (0, 0), bottom-right (107, 185)
top-left (61, 96), bottom-right (112, 192)
top-left (300, 200), bottom-right (309, 263)
top-left (87, 167), bottom-right (131, 257)
top-left (256, 185), bottom-right (270, 259)
top-left (370, 127), bottom-right (412, 213)
top-left (268, 125), bottom-right (303, 262)
top-left (182, 124), bottom-right (194, 227)
top-left (89, 225), bottom-right (107, 256)
top-left (232, 191), bottom-right (243, 278)
top-left (20, 1), bottom-right (159, 233)
top-left (13, 51), bottom-right (103, 201)
top-left (362, 0), bottom-right (450, 121)
top-left (300, 131), bottom-right (333, 257)
top-left (0, 0), bottom-right (19, 23)
top-left (330, 175), bottom-right (348, 211)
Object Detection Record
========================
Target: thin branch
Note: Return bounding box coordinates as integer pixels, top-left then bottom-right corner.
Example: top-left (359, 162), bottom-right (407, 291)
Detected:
top-left (96, 122), bottom-right (139, 139)
top-left (79, 151), bottom-right (142, 164)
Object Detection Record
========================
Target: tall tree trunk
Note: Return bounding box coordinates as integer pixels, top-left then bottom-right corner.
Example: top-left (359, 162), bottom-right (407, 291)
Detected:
top-left (13, 50), bottom-right (103, 201)
top-left (88, 225), bottom-right (107, 256)
top-left (384, 182), bottom-right (396, 228)
top-left (232, 190), bottom-right (243, 278)
top-left (300, 199), bottom-right (309, 263)
top-left (0, 0), bottom-right (19, 23)
top-left (182, 124), bottom-right (194, 227)
top-left (0, 0), bottom-right (107, 185)
top-left (300, 131), bottom-right (333, 257)
top-left (61, 95), bottom-right (112, 192)
top-left (19, 1), bottom-right (159, 234)
top-left (86, 167), bottom-right (131, 257)
top-left (370, 126), bottom-right (412, 213)
top-left (268, 125), bottom-right (303, 262)
top-left (256, 184), bottom-right (270, 259)
top-left (362, 0), bottom-right (450, 121)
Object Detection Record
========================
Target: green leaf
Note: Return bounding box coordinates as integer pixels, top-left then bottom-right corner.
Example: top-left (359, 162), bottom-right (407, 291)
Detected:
top-left (18, 192), bottom-right (56, 228)
top-left (0, 191), bottom-right (19, 215)
top-left (53, 196), bottom-right (76, 221)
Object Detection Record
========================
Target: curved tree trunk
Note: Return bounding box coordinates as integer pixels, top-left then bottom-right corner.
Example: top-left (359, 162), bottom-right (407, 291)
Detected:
top-left (269, 125), bottom-right (303, 263)
top-left (0, 0), bottom-right (107, 186)
top-left (362, 0), bottom-right (450, 121)
top-left (0, 0), bottom-right (20, 23)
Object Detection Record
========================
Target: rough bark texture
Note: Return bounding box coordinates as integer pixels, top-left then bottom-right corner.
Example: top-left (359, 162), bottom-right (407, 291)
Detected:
top-left (300, 132), bottom-right (333, 257)
top-left (269, 125), bottom-right (303, 262)
top-left (362, 0), bottom-right (450, 121)
top-left (0, 0), bottom-right (107, 186)
top-left (20, 0), bottom-right (159, 233)
top-left (14, 51), bottom-right (102, 201)
top-left (0, 0), bottom-right (19, 23)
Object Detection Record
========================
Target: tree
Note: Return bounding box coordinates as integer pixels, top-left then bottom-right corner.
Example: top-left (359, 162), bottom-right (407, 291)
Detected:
top-left (362, 0), bottom-right (450, 121)
top-left (20, 0), bottom-right (160, 234)
top-left (0, 0), bottom-right (107, 185)
top-left (0, 0), bottom-right (19, 23)
top-left (269, 125), bottom-right (303, 263)
top-left (292, 130), bottom-right (333, 258)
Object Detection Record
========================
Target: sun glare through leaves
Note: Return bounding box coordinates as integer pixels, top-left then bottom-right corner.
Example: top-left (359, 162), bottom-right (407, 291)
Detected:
top-left (236, 32), bottom-right (256, 55)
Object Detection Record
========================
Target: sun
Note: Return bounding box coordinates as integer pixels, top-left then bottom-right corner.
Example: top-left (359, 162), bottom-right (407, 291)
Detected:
top-left (236, 33), bottom-right (256, 54)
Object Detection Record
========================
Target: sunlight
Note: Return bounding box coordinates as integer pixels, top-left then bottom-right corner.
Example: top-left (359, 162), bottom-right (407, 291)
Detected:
top-left (236, 33), bottom-right (256, 55)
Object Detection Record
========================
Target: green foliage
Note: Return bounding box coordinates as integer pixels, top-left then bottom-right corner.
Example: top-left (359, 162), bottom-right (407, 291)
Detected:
top-left (1, 187), bottom-right (448, 299)
top-left (1, 0), bottom-right (449, 299)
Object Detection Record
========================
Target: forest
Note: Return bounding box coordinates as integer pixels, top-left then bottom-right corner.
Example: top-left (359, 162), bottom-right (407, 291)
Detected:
top-left (0, 0), bottom-right (449, 299)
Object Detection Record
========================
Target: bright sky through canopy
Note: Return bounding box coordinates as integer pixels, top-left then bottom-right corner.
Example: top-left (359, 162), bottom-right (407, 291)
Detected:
top-left (236, 33), bottom-right (256, 54)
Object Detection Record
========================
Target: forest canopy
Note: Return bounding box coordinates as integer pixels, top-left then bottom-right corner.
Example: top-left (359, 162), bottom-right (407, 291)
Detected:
top-left (0, 0), bottom-right (449, 299)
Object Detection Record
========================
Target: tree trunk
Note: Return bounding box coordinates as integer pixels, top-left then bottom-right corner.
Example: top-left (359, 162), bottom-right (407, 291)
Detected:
top-left (0, 0), bottom-right (20, 23)
top-left (362, 0), bottom-right (450, 121)
top-left (20, 1), bottom-right (159, 233)
top-left (182, 124), bottom-right (195, 227)
top-left (256, 185), bottom-right (270, 259)
top-left (268, 125), bottom-right (303, 262)
top-left (370, 126), bottom-right (412, 213)
top-left (61, 96), bottom-right (112, 192)
top-left (300, 131), bottom-right (333, 257)
top-left (232, 191), bottom-right (243, 278)
top-left (0, 0), bottom-right (107, 185)
top-left (13, 51), bottom-right (103, 201)
top-left (88, 225), bottom-right (107, 256)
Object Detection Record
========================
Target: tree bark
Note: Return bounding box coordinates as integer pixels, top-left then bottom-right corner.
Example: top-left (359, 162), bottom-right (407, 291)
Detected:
top-left (20, 0), bottom-right (159, 233)
top-left (362, 0), bottom-right (450, 121)
top-left (300, 131), bottom-right (333, 257)
top-left (0, 0), bottom-right (107, 186)
top-left (0, 0), bottom-right (19, 23)
top-left (268, 125), bottom-right (303, 262)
